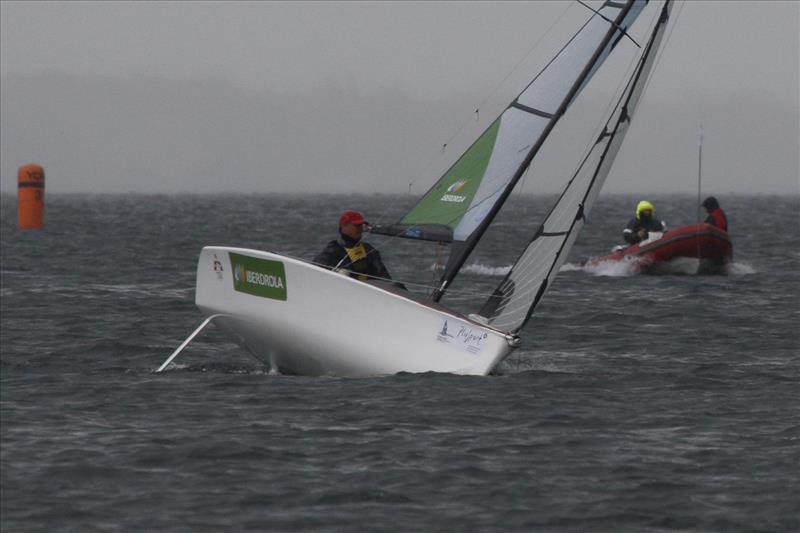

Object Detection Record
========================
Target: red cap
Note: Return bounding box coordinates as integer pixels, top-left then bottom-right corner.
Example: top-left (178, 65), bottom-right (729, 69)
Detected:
top-left (339, 210), bottom-right (368, 226)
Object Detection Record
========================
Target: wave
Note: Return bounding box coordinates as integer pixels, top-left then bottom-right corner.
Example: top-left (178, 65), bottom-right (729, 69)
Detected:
top-left (462, 263), bottom-right (511, 276)
top-left (561, 261), bottom-right (638, 277)
top-left (727, 262), bottom-right (757, 275)
top-left (87, 283), bottom-right (194, 298)
top-left (561, 259), bottom-right (756, 277)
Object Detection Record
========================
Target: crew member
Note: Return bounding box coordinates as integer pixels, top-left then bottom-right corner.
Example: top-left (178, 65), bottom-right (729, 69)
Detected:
top-left (623, 200), bottom-right (666, 245)
top-left (314, 210), bottom-right (393, 282)
top-left (701, 196), bottom-right (728, 231)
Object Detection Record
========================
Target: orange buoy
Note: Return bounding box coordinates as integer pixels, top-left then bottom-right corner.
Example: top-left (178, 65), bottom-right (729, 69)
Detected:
top-left (18, 164), bottom-right (45, 229)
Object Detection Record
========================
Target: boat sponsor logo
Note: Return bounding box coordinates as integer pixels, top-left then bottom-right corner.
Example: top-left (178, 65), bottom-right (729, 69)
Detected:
top-left (447, 179), bottom-right (467, 193)
top-left (441, 194), bottom-right (467, 203)
top-left (440, 179), bottom-right (468, 203)
top-left (436, 319), bottom-right (488, 355)
top-left (229, 252), bottom-right (287, 301)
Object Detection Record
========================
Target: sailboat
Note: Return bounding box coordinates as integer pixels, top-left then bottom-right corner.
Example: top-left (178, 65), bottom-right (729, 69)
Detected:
top-left (159, 0), bottom-right (674, 376)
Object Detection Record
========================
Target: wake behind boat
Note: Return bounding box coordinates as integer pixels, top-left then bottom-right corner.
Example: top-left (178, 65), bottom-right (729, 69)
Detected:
top-left (586, 223), bottom-right (733, 274)
top-left (159, 0), bottom-right (675, 376)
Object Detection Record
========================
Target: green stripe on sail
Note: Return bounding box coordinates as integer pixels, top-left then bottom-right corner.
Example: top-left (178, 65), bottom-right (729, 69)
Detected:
top-left (401, 118), bottom-right (501, 228)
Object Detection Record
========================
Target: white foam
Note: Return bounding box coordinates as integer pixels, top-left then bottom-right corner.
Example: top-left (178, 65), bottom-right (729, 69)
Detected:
top-left (462, 263), bottom-right (512, 276)
top-left (561, 258), bottom-right (756, 277)
top-left (561, 260), bottom-right (638, 277)
top-left (727, 262), bottom-right (756, 275)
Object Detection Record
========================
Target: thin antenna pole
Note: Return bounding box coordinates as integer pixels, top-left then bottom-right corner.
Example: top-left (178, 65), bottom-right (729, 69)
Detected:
top-left (697, 124), bottom-right (703, 222)
top-left (695, 123), bottom-right (704, 271)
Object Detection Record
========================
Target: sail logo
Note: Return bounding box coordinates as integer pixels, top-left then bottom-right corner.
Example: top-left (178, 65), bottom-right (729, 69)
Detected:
top-left (441, 179), bottom-right (468, 203)
top-left (229, 253), bottom-right (287, 301)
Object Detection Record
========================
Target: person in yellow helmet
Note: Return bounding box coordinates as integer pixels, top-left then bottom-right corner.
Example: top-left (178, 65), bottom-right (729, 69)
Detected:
top-left (623, 200), bottom-right (666, 245)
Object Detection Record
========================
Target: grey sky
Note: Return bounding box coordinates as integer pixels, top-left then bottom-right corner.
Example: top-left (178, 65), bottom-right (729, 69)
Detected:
top-left (1, 0), bottom-right (798, 195)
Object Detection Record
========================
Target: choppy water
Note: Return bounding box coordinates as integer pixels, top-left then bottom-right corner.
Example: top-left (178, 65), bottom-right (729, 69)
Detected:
top-left (2, 193), bottom-right (798, 531)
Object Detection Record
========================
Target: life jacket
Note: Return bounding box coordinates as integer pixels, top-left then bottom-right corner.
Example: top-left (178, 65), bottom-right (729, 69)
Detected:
top-left (343, 243), bottom-right (371, 281)
top-left (707, 208), bottom-right (728, 231)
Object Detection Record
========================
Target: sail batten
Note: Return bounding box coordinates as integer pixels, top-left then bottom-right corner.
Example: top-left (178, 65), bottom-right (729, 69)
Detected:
top-left (510, 102), bottom-right (555, 119)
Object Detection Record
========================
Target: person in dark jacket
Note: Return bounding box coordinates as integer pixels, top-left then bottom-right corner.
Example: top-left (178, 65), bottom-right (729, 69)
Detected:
top-left (313, 210), bottom-right (393, 282)
top-left (701, 196), bottom-right (728, 231)
top-left (623, 200), bottom-right (666, 245)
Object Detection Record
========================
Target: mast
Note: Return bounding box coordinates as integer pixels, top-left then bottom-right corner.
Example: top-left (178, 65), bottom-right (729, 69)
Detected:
top-left (432, 0), bottom-right (638, 302)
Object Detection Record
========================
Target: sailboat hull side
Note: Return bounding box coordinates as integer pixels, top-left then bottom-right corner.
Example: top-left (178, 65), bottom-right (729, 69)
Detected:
top-left (195, 247), bottom-right (516, 377)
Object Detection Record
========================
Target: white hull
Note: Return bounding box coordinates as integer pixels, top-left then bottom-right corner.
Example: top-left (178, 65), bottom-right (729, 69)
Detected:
top-left (194, 247), bottom-right (518, 377)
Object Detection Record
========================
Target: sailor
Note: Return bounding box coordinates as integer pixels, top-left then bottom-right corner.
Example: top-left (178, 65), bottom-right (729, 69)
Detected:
top-left (313, 210), bottom-right (394, 282)
top-left (623, 200), bottom-right (666, 245)
top-left (701, 196), bottom-right (728, 231)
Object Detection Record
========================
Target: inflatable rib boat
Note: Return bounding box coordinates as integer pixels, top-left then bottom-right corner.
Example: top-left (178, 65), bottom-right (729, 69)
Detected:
top-left (587, 223), bottom-right (733, 274)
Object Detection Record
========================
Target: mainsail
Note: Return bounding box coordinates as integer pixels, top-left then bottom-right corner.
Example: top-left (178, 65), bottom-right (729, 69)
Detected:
top-left (372, 0), bottom-right (650, 291)
top-left (374, 0), bottom-right (673, 332)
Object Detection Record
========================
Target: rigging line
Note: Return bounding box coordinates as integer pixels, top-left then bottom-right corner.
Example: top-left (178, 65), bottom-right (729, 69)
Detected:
top-left (567, 3), bottom-right (660, 180)
top-left (532, 0), bottom-right (657, 218)
top-left (638, 0), bottom-right (685, 102)
top-left (406, 1), bottom-right (575, 195)
top-left (461, 1), bottom-right (577, 140)
top-left (296, 233), bottom-right (496, 297)
top-left (517, 165), bottom-right (532, 196)
top-left (576, 0), bottom-right (641, 48)
top-left (554, 1), bottom-right (664, 187)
